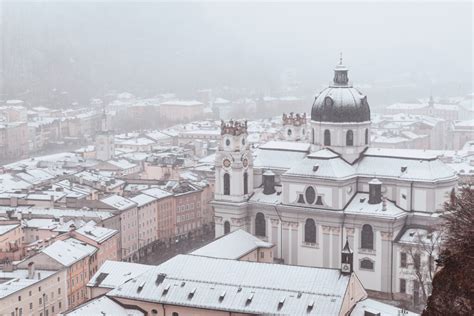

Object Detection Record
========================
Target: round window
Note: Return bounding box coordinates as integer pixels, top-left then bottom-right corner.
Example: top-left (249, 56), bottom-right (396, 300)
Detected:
top-left (324, 96), bottom-right (333, 106)
top-left (305, 186), bottom-right (316, 204)
top-left (225, 139), bottom-right (230, 146)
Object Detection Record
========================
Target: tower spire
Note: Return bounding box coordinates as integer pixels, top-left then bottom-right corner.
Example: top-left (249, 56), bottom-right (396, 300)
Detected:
top-left (339, 52), bottom-right (343, 65)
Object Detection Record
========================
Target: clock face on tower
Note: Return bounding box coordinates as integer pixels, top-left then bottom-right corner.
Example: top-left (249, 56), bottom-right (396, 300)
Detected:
top-left (341, 263), bottom-right (351, 273)
top-left (223, 159), bottom-right (231, 168)
top-left (242, 158), bottom-right (249, 168)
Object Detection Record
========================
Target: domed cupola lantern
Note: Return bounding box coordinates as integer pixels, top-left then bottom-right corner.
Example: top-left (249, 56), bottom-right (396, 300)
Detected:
top-left (310, 56), bottom-right (371, 163)
top-left (333, 56), bottom-right (349, 86)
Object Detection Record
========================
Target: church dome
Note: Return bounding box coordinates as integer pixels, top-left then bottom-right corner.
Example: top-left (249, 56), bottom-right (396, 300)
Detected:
top-left (311, 60), bottom-right (370, 123)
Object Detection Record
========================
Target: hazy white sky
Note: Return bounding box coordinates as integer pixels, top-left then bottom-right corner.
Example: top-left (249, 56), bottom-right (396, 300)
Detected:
top-left (1, 1), bottom-right (472, 101)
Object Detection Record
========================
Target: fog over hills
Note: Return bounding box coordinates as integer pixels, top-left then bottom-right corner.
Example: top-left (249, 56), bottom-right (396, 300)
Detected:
top-left (1, 1), bottom-right (472, 105)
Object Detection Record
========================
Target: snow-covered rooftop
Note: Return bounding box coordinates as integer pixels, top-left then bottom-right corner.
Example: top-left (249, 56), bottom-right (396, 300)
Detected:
top-left (130, 194), bottom-right (157, 207)
top-left (62, 295), bottom-right (144, 316)
top-left (351, 298), bottom-right (419, 316)
top-left (109, 254), bottom-right (353, 315)
top-left (285, 154), bottom-right (355, 179)
top-left (141, 188), bottom-right (173, 200)
top-left (42, 239), bottom-right (96, 267)
top-left (344, 193), bottom-right (405, 219)
top-left (191, 229), bottom-right (273, 260)
top-left (259, 140), bottom-right (311, 152)
top-left (0, 224), bottom-right (19, 235)
top-left (87, 260), bottom-right (153, 290)
top-left (100, 195), bottom-right (137, 211)
top-left (75, 224), bottom-right (118, 244)
top-left (0, 269), bottom-right (56, 299)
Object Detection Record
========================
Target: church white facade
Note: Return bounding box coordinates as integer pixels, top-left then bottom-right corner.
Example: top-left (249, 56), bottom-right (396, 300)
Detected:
top-left (212, 60), bottom-right (458, 297)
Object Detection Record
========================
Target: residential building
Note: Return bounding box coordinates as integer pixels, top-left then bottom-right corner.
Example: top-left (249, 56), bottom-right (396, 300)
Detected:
top-left (0, 263), bottom-right (68, 316)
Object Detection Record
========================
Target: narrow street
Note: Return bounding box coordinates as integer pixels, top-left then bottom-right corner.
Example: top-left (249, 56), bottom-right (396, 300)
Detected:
top-left (139, 230), bottom-right (215, 265)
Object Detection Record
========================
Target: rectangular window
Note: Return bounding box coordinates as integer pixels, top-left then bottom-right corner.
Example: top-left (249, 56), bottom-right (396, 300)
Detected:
top-left (400, 252), bottom-right (407, 268)
top-left (30, 303), bottom-right (33, 310)
top-left (400, 278), bottom-right (406, 293)
top-left (414, 253), bottom-right (421, 270)
top-left (260, 252), bottom-right (264, 259)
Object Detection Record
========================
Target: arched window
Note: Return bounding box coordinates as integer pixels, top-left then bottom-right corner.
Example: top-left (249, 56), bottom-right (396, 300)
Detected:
top-left (243, 172), bottom-right (248, 195)
top-left (224, 221), bottom-right (230, 235)
top-left (151, 310), bottom-right (158, 315)
top-left (305, 186), bottom-right (316, 204)
top-left (312, 128), bottom-right (315, 143)
top-left (346, 130), bottom-right (354, 146)
top-left (304, 219), bottom-right (316, 243)
top-left (365, 128), bottom-right (369, 145)
top-left (172, 313), bottom-right (179, 316)
top-left (361, 224), bottom-right (374, 250)
top-left (360, 258), bottom-right (374, 270)
top-left (223, 173), bottom-right (230, 195)
top-left (255, 212), bottom-right (266, 237)
top-left (324, 129), bottom-right (331, 146)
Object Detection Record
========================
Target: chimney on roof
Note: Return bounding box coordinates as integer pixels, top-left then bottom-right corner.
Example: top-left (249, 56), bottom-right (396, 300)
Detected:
top-left (263, 170), bottom-right (276, 195)
top-left (368, 178), bottom-right (382, 204)
top-left (27, 262), bottom-right (35, 279)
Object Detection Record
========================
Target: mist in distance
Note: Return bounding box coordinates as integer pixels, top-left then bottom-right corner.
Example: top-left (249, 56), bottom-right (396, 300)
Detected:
top-left (1, 1), bottom-right (472, 106)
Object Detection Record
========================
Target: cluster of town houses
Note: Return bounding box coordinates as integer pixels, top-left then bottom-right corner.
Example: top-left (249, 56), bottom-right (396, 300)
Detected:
top-left (0, 61), bottom-right (471, 315)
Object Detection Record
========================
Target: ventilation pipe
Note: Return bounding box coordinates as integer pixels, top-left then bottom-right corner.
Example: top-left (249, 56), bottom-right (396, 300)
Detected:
top-left (28, 262), bottom-right (35, 279)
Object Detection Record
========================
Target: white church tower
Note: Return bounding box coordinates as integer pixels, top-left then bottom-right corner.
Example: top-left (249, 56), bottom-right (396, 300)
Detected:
top-left (213, 120), bottom-right (253, 235)
top-left (310, 57), bottom-right (371, 163)
top-left (95, 108), bottom-right (115, 161)
top-left (281, 112), bottom-right (308, 141)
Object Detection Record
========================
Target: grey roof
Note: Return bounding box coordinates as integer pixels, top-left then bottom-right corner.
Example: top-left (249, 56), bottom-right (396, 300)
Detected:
top-left (87, 260), bottom-right (153, 289)
top-left (285, 152), bottom-right (356, 179)
top-left (63, 296), bottom-right (144, 316)
top-left (191, 229), bottom-right (273, 260)
top-left (344, 193), bottom-right (406, 219)
top-left (356, 154), bottom-right (456, 182)
top-left (108, 254), bottom-right (352, 315)
top-left (351, 298), bottom-right (419, 316)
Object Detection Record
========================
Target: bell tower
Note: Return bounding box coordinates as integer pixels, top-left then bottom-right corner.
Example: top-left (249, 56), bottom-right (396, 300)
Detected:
top-left (95, 106), bottom-right (115, 161)
top-left (213, 120), bottom-right (253, 237)
top-left (341, 239), bottom-right (353, 275)
top-left (215, 119), bottom-right (253, 202)
top-left (281, 112), bottom-right (308, 141)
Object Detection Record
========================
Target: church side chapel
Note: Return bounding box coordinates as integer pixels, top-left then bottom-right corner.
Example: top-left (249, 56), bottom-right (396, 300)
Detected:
top-left (212, 58), bottom-right (457, 299)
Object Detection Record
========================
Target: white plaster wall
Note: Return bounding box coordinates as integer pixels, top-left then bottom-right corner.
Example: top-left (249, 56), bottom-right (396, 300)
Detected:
top-left (413, 189), bottom-right (427, 212)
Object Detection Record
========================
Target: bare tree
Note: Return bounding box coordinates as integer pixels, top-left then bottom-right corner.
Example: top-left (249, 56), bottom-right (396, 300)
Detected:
top-left (423, 186), bottom-right (474, 316)
top-left (401, 227), bottom-right (442, 305)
